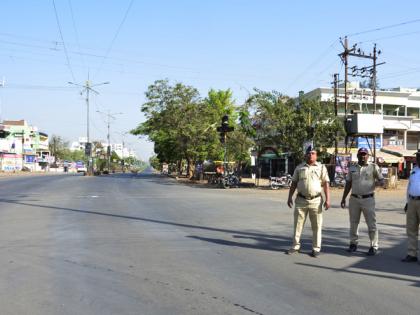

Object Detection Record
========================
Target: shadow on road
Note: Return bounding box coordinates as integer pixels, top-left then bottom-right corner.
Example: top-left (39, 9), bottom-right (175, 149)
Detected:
top-left (296, 250), bottom-right (420, 287)
top-left (1, 195), bottom-right (418, 287)
top-left (0, 197), bottom-right (290, 241)
top-left (188, 228), bottom-right (350, 257)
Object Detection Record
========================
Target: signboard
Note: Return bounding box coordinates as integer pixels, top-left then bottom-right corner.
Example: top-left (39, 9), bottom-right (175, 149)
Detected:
top-left (347, 113), bottom-right (383, 134)
top-left (357, 137), bottom-right (382, 149)
top-left (25, 155), bottom-right (36, 163)
top-left (335, 155), bottom-right (351, 175)
top-left (0, 153), bottom-right (23, 171)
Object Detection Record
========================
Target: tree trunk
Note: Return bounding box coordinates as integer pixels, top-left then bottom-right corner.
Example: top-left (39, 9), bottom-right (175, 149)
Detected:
top-left (177, 160), bottom-right (183, 176)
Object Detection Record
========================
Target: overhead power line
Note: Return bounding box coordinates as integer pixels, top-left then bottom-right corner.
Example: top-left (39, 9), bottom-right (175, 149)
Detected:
top-left (357, 29), bottom-right (420, 44)
top-left (346, 18), bottom-right (420, 37)
top-left (96, 0), bottom-right (134, 75)
top-left (5, 83), bottom-right (76, 91)
top-left (52, 0), bottom-right (76, 82)
top-left (67, 0), bottom-right (86, 69)
top-left (285, 39), bottom-right (339, 91)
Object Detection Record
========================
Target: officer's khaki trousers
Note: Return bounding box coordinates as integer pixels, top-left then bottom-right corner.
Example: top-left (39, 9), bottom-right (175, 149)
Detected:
top-left (348, 196), bottom-right (378, 249)
top-left (406, 199), bottom-right (420, 257)
top-left (292, 202), bottom-right (323, 252)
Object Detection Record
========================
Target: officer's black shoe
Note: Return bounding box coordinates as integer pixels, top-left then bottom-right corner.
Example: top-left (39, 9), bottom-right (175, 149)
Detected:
top-left (347, 244), bottom-right (357, 252)
top-left (367, 247), bottom-right (378, 256)
top-left (401, 255), bottom-right (418, 262)
top-left (310, 250), bottom-right (320, 258)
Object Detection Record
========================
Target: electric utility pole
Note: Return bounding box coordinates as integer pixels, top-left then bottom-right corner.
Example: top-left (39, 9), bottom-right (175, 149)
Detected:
top-left (338, 37), bottom-right (384, 153)
top-left (332, 73), bottom-right (341, 158)
top-left (68, 77), bottom-right (109, 175)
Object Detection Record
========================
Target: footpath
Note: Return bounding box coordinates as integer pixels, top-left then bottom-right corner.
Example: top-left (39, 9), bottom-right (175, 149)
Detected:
top-left (171, 174), bottom-right (407, 190)
top-left (0, 171), bottom-right (71, 178)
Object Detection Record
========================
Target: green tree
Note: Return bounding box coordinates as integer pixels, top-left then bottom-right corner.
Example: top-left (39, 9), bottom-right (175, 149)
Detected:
top-left (149, 155), bottom-right (160, 170)
top-left (241, 89), bottom-right (343, 161)
top-left (132, 80), bottom-right (220, 177)
top-left (49, 135), bottom-right (69, 162)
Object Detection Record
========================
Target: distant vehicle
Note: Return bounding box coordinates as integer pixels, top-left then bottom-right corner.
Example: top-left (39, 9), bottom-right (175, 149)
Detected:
top-left (76, 161), bottom-right (87, 174)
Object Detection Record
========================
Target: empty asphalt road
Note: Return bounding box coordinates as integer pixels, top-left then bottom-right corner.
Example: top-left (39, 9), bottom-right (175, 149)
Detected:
top-left (0, 170), bottom-right (419, 315)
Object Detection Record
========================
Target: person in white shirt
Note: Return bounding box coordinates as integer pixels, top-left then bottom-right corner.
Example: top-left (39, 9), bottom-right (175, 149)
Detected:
top-left (402, 150), bottom-right (420, 262)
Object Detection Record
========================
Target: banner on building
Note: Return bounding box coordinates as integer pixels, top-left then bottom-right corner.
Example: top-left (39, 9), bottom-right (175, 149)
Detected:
top-left (25, 155), bottom-right (36, 163)
top-left (0, 153), bottom-right (23, 171)
top-left (357, 137), bottom-right (382, 149)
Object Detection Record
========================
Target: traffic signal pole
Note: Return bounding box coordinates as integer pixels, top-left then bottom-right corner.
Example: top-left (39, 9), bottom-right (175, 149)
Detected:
top-left (217, 115), bottom-right (234, 178)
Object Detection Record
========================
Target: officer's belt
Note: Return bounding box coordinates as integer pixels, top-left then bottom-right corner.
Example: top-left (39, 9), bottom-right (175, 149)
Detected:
top-left (298, 193), bottom-right (321, 200)
top-left (409, 195), bottom-right (420, 200)
top-left (351, 193), bottom-right (374, 199)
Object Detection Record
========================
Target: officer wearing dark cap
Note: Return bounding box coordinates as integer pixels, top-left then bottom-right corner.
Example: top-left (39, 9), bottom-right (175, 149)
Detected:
top-left (287, 144), bottom-right (330, 257)
top-left (402, 149), bottom-right (420, 262)
top-left (341, 147), bottom-right (384, 255)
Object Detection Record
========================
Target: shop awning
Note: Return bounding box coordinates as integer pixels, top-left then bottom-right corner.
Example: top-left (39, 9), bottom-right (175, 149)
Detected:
top-left (326, 147), bottom-right (403, 163)
top-left (375, 150), bottom-right (404, 163)
top-left (381, 148), bottom-right (417, 157)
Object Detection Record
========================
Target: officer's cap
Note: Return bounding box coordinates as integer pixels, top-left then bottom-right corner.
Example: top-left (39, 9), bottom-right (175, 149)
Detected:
top-left (305, 144), bottom-right (316, 154)
top-left (358, 147), bottom-right (369, 155)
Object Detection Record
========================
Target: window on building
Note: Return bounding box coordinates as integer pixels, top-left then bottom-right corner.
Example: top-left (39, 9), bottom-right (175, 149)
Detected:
top-left (383, 129), bottom-right (405, 147)
top-left (383, 104), bottom-right (405, 116)
top-left (348, 103), bottom-right (361, 113)
top-left (407, 107), bottom-right (420, 119)
top-left (407, 132), bottom-right (419, 150)
top-left (361, 103), bottom-right (377, 114)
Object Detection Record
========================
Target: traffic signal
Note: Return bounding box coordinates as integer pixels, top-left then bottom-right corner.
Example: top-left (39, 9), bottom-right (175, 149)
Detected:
top-left (222, 115), bottom-right (229, 127)
top-left (85, 142), bottom-right (92, 156)
top-left (217, 115), bottom-right (233, 144)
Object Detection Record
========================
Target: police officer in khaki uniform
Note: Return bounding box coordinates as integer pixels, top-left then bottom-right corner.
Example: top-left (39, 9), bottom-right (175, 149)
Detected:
top-left (287, 146), bottom-right (330, 257)
top-left (340, 147), bottom-right (384, 255)
top-left (402, 149), bottom-right (420, 263)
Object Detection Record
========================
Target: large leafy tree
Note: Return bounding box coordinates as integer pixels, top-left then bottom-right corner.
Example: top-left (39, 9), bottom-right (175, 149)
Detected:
top-left (203, 89), bottom-right (239, 161)
top-left (240, 89), bottom-right (343, 161)
top-left (239, 90), bottom-right (295, 153)
top-left (132, 80), bottom-right (215, 177)
top-left (49, 135), bottom-right (86, 162)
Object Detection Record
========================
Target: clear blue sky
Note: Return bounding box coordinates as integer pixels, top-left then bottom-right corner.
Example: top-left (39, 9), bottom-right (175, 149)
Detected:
top-left (1, 0), bottom-right (420, 160)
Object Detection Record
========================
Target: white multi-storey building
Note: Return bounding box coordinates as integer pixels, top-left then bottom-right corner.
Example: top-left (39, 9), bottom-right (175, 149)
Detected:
top-left (305, 82), bottom-right (420, 176)
top-left (70, 137), bottom-right (137, 159)
top-left (305, 81), bottom-right (420, 152)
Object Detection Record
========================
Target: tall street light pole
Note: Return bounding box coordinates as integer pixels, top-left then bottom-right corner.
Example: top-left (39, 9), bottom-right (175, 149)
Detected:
top-left (68, 78), bottom-right (109, 175)
top-left (96, 110), bottom-right (123, 172)
top-left (116, 131), bottom-right (129, 172)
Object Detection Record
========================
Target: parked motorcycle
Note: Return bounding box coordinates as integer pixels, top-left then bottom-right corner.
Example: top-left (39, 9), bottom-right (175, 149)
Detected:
top-left (221, 173), bottom-right (240, 188)
top-left (332, 172), bottom-right (346, 187)
top-left (270, 174), bottom-right (292, 189)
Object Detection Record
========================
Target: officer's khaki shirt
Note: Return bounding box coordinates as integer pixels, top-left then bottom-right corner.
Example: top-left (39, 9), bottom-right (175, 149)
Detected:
top-left (346, 162), bottom-right (383, 195)
top-left (292, 162), bottom-right (329, 205)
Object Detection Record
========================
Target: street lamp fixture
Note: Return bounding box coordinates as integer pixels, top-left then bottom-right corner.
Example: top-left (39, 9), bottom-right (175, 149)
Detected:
top-left (68, 79), bottom-right (110, 175)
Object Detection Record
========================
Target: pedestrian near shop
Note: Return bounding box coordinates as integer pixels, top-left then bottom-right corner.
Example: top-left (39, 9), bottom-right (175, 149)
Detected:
top-left (402, 149), bottom-right (420, 263)
top-left (286, 145), bottom-right (330, 258)
top-left (340, 147), bottom-right (384, 255)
